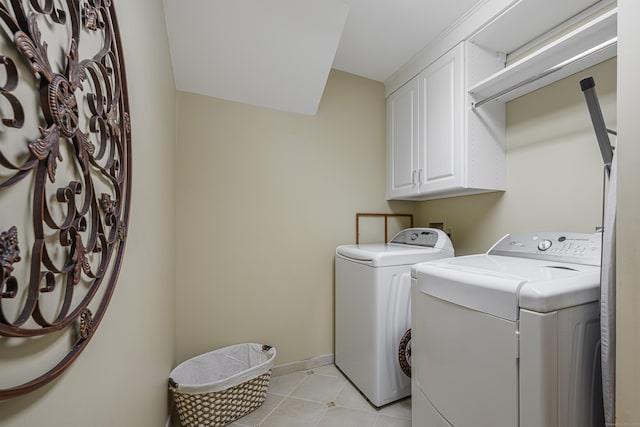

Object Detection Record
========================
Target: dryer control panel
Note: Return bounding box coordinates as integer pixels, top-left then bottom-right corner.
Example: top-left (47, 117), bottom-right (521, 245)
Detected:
top-left (488, 232), bottom-right (602, 266)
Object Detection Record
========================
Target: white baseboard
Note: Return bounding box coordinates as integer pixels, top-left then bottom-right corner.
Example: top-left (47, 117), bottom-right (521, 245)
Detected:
top-left (271, 354), bottom-right (334, 377)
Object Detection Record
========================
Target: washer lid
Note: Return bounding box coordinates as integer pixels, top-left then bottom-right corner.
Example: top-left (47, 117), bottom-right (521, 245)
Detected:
top-left (336, 244), bottom-right (452, 267)
top-left (336, 228), bottom-right (453, 267)
top-left (413, 255), bottom-right (600, 321)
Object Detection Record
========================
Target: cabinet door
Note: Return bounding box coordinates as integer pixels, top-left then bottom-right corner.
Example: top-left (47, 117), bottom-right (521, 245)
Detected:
top-left (418, 43), bottom-right (464, 194)
top-left (387, 77), bottom-right (419, 199)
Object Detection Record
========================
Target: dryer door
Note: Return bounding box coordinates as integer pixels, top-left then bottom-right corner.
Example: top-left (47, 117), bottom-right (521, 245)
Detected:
top-left (413, 289), bottom-right (519, 427)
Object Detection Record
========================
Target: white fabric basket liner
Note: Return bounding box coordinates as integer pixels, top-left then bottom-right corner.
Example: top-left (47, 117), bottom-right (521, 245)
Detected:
top-left (170, 343), bottom-right (276, 394)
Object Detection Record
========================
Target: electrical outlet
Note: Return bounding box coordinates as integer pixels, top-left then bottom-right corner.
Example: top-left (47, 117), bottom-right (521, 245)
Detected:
top-left (428, 219), bottom-right (452, 239)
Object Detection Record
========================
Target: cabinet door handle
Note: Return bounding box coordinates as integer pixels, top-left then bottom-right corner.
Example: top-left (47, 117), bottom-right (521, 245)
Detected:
top-left (418, 169), bottom-right (424, 185)
top-left (412, 170), bottom-right (417, 186)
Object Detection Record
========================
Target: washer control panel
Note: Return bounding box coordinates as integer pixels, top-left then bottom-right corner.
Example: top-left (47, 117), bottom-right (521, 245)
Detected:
top-left (390, 228), bottom-right (440, 247)
top-left (488, 232), bottom-right (602, 266)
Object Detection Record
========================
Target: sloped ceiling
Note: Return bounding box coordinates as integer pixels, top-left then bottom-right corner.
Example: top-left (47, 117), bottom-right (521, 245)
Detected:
top-left (331, 0), bottom-right (480, 82)
top-left (164, 0), bottom-right (480, 114)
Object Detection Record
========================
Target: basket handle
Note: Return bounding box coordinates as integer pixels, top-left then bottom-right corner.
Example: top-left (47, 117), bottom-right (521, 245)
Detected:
top-left (168, 377), bottom-right (178, 389)
top-left (262, 345), bottom-right (272, 352)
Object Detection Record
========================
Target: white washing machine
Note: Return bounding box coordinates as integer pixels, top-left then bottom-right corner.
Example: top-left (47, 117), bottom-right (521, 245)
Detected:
top-left (411, 232), bottom-right (604, 427)
top-left (335, 228), bottom-right (454, 408)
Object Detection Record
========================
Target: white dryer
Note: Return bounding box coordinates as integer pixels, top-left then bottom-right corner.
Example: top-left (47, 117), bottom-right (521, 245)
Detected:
top-left (335, 228), bottom-right (454, 407)
top-left (411, 232), bottom-right (604, 427)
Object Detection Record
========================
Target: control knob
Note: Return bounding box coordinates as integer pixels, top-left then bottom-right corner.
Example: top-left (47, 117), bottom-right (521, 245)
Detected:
top-left (537, 239), bottom-right (552, 251)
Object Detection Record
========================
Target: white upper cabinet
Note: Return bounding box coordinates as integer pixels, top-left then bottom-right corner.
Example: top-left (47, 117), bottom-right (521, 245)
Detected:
top-left (387, 76), bottom-right (419, 198)
top-left (387, 42), bottom-right (505, 200)
top-left (418, 43), bottom-right (464, 194)
top-left (386, 0), bottom-right (616, 201)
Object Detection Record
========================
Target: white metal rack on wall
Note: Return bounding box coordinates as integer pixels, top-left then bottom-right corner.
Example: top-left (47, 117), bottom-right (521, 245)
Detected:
top-left (468, 2), bottom-right (617, 108)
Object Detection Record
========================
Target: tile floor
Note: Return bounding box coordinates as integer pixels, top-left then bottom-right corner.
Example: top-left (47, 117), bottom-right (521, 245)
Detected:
top-left (229, 364), bottom-right (411, 427)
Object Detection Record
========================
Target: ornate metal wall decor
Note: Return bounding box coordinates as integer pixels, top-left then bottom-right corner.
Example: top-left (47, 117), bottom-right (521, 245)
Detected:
top-left (0, 0), bottom-right (131, 399)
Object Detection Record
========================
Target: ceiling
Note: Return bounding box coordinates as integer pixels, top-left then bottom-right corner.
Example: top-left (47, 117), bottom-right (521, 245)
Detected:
top-left (163, 0), bottom-right (480, 114)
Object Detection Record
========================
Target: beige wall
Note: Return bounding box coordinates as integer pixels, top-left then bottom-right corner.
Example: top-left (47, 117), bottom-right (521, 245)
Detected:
top-left (0, 2), bottom-right (176, 426)
top-left (415, 58), bottom-right (617, 255)
top-left (174, 70), bottom-right (414, 365)
top-left (616, 0), bottom-right (640, 423)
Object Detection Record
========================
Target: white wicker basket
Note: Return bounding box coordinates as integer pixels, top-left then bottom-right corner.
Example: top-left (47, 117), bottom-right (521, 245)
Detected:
top-left (169, 343), bottom-right (276, 427)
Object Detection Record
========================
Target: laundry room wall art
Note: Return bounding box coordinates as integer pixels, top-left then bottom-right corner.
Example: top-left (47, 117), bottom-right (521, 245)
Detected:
top-left (0, 0), bottom-right (132, 399)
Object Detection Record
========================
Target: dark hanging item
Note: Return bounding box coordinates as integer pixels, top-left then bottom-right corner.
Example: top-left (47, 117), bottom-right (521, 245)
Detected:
top-left (580, 75), bottom-right (616, 427)
top-left (0, 0), bottom-right (131, 399)
top-left (398, 328), bottom-right (411, 377)
top-left (580, 76), bottom-right (615, 175)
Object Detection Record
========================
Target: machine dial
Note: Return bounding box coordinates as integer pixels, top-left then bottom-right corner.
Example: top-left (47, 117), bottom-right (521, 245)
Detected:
top-left (537, 239), bottom-right (553, 251)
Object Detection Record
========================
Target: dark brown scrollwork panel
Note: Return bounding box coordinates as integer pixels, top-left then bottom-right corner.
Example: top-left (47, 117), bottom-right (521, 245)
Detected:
top-left (0, 0), bottom-right (131, 399)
